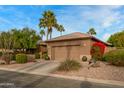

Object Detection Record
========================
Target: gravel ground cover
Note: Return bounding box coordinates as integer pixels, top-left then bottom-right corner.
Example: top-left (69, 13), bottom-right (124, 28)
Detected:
top-left (54, 62), bottom-right (124, 82)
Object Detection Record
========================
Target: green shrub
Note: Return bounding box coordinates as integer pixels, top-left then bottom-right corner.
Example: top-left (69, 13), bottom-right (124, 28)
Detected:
top-left (16, 54), bottom-right (27, 63)
top-left (10, 54), bottom-right (16, 61)
top-left (82, 56), bottom-right (87, 62)
top-left (42, 52), bottom-right (50, 60)
top-left (0, 52), bottom-right (2, 57)
top-left (91, 46), bottom-right (103, 61)
top-left (35, 53), bottom-right (40, 59)
top-left (58, 59), bottom-right (82, 71)
top-left (3, 54), bottom-right (11, 64)
top-left (103, 49), bottom-right (124, 66)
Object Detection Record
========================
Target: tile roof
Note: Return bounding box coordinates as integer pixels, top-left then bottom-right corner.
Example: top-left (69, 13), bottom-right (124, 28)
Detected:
top-left (46, 32), bottom-right (91, 41)
top-left (45, 32), bottom-right (112, 46)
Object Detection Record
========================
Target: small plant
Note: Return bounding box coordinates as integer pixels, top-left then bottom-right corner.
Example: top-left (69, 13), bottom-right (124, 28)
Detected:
top-left (42, 52), bottom-right (50, 60)
top-left (3, 53), bottom-right (11, 64)
top-left (10, 54), bottom-right (16, 61)
top-left (16, 54), bottom-right (27, 63)
top-left (35, 53), bottom-right (40, 59)
top-left (58, 59), bottom-right (82, 71)
top-left (0, 52), bottom-right (2, 56)
top-left (82, 56), bottom-right (87, 62)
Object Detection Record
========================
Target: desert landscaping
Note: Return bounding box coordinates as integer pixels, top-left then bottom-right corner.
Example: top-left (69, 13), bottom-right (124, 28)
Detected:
top-left (54, 62), bottom-right (124, 82)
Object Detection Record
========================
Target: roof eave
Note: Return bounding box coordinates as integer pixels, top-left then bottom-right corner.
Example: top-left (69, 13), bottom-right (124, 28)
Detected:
top-left (91, 36), bottom-right (112, 46)
top-left (45, 37), bottom-right (90, 43)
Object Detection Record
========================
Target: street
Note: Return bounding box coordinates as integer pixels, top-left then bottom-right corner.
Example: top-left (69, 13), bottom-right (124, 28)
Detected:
top-left (0, 70), bottom-right (122, 88)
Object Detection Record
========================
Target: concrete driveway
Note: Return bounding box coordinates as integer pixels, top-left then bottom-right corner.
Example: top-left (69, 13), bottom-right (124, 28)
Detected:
top-left (0, 61), bottom-right (60, 74)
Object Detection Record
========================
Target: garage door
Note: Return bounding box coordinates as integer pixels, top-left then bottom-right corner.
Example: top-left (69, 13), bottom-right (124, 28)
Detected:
top-left (52, 46), bottom-right (68, 61)
top-left (69, 46), bottom-right (80, 61)
top-left (52, 46), bottom-right (80, 61)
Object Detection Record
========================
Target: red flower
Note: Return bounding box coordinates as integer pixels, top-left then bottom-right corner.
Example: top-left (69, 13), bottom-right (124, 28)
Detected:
top-left (90, 42), bottom-right (106, 55)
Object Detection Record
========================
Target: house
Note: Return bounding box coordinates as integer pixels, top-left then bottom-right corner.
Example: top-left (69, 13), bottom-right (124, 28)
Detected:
top-left (44, 32), bottom-right (114, 61)
top-left (37, 40), bottom-right (47, 55)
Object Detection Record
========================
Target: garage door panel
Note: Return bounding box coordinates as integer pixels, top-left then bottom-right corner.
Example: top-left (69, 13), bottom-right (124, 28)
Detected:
top-left (69, 46), bottom-right (80, 60)
top-left (52, 46), bottom-right (80, 61)
top-left (54, 47), bottom-right (67, 60)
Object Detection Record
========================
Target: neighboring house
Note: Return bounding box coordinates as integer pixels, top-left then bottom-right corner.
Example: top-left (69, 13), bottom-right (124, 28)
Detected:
top-left (44, 32), bottom-right (114, 61)
top-left (37, 40), bottom-right (47, 54)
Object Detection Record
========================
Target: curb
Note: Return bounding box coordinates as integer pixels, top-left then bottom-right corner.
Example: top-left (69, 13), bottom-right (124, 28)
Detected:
top-left (47, 74), bottom-right (124, 87)
top-left (0, 67), bottom-right (124, 87)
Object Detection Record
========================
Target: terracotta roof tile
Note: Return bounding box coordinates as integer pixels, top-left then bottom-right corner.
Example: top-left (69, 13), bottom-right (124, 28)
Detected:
top-left (46, 32), bottom-right (90, 41)
top-left (45, 32), bottom-right (112, 46)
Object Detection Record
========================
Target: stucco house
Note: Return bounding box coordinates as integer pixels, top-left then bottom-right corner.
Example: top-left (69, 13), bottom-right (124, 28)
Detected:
top-left (44, 32), bottom-right (113, 61)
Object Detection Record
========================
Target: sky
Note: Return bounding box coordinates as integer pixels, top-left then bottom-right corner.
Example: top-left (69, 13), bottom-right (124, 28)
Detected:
top-left (0, 5), bottom-right (124, 41)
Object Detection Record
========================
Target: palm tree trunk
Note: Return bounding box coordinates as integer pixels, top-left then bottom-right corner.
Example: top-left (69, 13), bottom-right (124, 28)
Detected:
top-left (41, 36), bottom-right (43, 40)
top-left (48, 27), bottom-right (52, 40)
top-left (60, 32), bottom-right (62, 36)
top-left (50, 31), bottom-right (52, 39)
top-left (46, 32), bottom-right (49, 40)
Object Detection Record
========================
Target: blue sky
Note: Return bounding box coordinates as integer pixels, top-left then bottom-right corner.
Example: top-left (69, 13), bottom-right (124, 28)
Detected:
top-left (0, 5), bottom-right (124, 41)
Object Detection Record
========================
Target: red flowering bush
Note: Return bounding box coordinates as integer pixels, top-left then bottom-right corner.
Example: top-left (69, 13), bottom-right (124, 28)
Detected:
top-left (90, 42), bottom-right (106, 60)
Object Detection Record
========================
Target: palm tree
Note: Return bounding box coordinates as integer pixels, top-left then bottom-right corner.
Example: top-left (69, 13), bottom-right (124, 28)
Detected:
top-left (39, 10), bottom-right (57, 40)
top-left (57, 25), bottom-right (65, 36)
top-left (40, 29), bottom-right (45, 40)
top-left (87, 28), bottom-right (97, 35)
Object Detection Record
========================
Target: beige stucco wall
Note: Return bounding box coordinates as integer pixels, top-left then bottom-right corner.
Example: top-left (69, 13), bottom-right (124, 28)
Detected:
top-left (46, 38), bottom-right (115, 62)
top-left (46, 39), bottom-right (92, 61)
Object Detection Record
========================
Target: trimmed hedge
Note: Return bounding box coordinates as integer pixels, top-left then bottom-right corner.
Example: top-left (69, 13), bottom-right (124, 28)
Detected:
top-left (58, 59), bottom-right (82, 71)
top-left (16, 54), bottom-right (27, 63)
top-left (103, 49), bottom-right (124, 66)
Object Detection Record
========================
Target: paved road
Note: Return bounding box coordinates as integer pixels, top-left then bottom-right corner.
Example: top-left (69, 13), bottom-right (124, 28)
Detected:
top-left (0, 70), bottom-right (123, 88)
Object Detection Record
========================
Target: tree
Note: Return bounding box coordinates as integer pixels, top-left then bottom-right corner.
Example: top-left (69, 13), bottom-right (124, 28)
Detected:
top-left (39, 10), bottom-right (57, 40)
top-left (0, 31), bottom-right (14, 64)
top-left (0, 27), bottom-right (40, 53)
top-left (19, 27), bottom-right (40, 51)
top-left (87, 28), bottom-right (97, 35)
top-left (40, 29), bottom-right (45, 40)
top-left (0, 31), bottom-right (13, 53)
top-left (0, 27), bottom-right (40, 63)
top-left (11, 28), bottom-right (22, 50)
top-left (56, 24), bottom-right (65, 36)
top-left (107, 30), bottom-right (124, 48)
top-left (39, 10), bottom-right (65, 40)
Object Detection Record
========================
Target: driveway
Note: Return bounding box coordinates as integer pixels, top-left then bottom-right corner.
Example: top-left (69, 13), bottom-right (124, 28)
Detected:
top-left (0, 70), bottom-right (122, 88)
top-left (0, 61), bottom-right (60, 74)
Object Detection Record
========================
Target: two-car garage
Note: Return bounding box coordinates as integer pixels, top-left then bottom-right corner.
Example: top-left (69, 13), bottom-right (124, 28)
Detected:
top-left (51, 45), bottom-right (81, 61)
